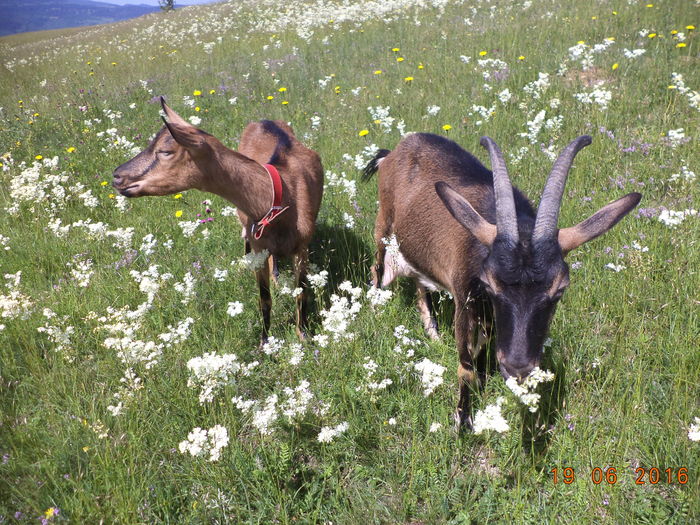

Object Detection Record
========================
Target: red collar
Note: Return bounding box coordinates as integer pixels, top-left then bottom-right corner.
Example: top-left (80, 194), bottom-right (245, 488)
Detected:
top-left (251, 163), bottom-right (289, 240)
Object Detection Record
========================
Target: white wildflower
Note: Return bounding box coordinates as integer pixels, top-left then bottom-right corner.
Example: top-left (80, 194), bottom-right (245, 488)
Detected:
top-left (688, 417), bottom-right (700, 442)
top-left (226, 301), bottom-right (243, 317)
top-left (658, 208), bottom-right (697, 227)
top-left (414, 358), bottom-right (446, 396)
top-left (317, 422), bottom-right (349, 443)
top-left (236, 250), bottom-right (269, 271)
top-left (505, 367), bottom-right (555, 412)
top-left (179, 425), bottom-right (229, 462)
top-left (473, 397), bottom-right (510, 434)
top-left (252, 394), bottom-right (279, 435)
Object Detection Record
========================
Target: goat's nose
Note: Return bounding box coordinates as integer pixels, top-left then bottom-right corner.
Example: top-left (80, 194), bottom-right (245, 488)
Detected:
top-left (500, 362), bottom-right (534, 381)
top-left (112, 169), bottom-right (123, 185)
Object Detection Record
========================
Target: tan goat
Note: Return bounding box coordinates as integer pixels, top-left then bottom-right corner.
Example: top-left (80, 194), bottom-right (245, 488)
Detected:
top-left (364, 133), bottom-right (640, 429)
top-left (113, 98), bottom-right (324, 342)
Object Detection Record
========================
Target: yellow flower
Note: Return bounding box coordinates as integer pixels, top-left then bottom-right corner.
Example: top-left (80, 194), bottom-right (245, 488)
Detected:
top-left (282, 100), bottom-right (289, 105)
top-left (518, 55), bottom-right (525, 60)
top-left (66, 146), bottom-right (76, 153)
top-left (35, 155), bottom-right (43, 160)
top-left (33, 112), bottom-right (39, 117)
top-left (45, 507), bottom-right (58, 519)
top-left (479, 50), bottom-right (487, 56)
top-left (648, 33), bottom-right (657, 38)
top-left (174, 193), bottom-right (183, 199)
top-left (175, 210), bottom-right (183, 217)
top-left (278, 87), bottom-right (287, 92)
top-left (193, 90), bottom-right (202, 96)
top-left (111, 62), bottom-right (117, 66)
top-left (109, 193), bottom-right (115, 198)
top-left (397, 57), bottom-right (404, 62)
top-left (687, 25), bottom-right (696, 31)
top-left (358, 129), bottom-right (369, 137)
top-left (101, 181), bottom-right (108, 186)
top-left (612, 63), bottom-right (619, 70)
top-left (418, 63), bottom-right (424, 69)
top-left (195, 106), bottom-right (200, 112)
top-left (671, 30), bottom-right (678, 35)
top-left (606, 37), bottom-right (615, 41)
top-left (267, 95), bottom-right (274, 100)
top-left (592, 16), bottom-right (597, 20)
top-left (404, 76), bottom-right (414, 82)
top-left (668, 85), bottom-right (676, 89)
top-left (209, 89), bottom-right (215, 94)
top-left (392, 47), bottom-right (400, 52)
top-left (676, 43), bottom-right (687, 48)
top-left (612, 10), bottom-right (618, 15)
top-left (442, 124), bottom-right (452, 131)
top-left (646, 3), bottom-right (653, 7)
top-left (83, 446), bottom-right (90, 452)
top-left (374, 70), bottom-right (382, 75)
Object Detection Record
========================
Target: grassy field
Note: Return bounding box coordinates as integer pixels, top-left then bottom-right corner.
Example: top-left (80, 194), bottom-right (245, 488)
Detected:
top-left (0, 0), bottom-right (698, 522)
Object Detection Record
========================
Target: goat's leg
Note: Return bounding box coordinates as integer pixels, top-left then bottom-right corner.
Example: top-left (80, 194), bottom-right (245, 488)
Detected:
top-left (256, 255), bottom-right (273, 346)
top-left (271, 256), bottom-right (280, 285)
top-left (416, 282), bottom-right (439, 340)
top-left (293, 248), bottom-right (310, 340)
top-left (454, 299), bottom-right (478, 431)
top-left (371, 208), bottom-right (392, 287)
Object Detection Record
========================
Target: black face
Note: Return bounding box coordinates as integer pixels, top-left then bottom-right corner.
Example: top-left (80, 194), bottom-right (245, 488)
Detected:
top-left (480, 237), bottom-right (569, 380)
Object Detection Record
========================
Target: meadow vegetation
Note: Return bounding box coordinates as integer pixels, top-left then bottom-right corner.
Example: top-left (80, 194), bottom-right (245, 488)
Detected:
top-left (0, 0), bottom-right (698, 522)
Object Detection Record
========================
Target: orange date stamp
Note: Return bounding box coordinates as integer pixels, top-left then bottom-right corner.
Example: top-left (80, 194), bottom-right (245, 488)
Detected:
top-left (551, 467), bottom-right (689, 485)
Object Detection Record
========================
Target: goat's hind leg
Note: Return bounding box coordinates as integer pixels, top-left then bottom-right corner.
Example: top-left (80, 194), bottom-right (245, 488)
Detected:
top-left (371, 207), bottom-right (392, 288)
top-left (416, 282), bottom-right (439, 340)
top-left (293, 247), bottom-right (310, 340)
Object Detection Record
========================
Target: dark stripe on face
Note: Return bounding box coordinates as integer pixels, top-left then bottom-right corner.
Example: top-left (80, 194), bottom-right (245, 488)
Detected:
top-left (136, 156), bottom-right (159, 179)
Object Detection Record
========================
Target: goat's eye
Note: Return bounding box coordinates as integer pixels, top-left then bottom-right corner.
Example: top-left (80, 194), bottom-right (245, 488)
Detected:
top-left (158, 150), bottom-right (174, 157)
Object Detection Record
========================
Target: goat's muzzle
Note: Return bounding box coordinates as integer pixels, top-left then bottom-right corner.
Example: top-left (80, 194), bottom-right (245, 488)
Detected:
top-left (499, 361), bottom-right (536, 383)
top-left (112, 168), bottom-right (136, 197)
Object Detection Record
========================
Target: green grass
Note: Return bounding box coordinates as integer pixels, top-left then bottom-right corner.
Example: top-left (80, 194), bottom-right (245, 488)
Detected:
top-left (0, 0), bottom-right (698, 522)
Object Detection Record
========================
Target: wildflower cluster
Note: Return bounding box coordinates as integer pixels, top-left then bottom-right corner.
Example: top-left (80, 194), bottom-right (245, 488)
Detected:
top-left (179, 425), bottom-right (229, 462)
top-left (186, 352), bottom-right (259, 404)
top-left (505, 367), bottom-right (555, 412)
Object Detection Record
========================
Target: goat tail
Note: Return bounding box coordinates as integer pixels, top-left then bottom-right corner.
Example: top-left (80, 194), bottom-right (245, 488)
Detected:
top-left (361, 149), bottom-right (391, 182)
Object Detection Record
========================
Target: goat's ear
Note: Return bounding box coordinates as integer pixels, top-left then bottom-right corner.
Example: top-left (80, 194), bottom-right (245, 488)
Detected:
top-left (558, 192), bottom-right (642, 254)
top-left (160, 96), bottom-right (190, 127)
top-left (163, 119), bottom-right (206, 150)
top-left (435, 181), bottom-right (496, 246)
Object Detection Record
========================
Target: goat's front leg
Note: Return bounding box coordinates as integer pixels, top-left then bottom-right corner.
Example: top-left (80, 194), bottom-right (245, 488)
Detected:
top-left (416, 282), bottom-right (439, 340)
top-left (454, 299), bottom-right (478, 431)
top-left (293, 248), bottom-right (310, 340)
top-left (256, 255), bottom-right (273, 346)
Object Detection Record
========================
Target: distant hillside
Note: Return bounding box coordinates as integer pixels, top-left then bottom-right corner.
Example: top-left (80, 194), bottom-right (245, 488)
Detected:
top-left (1, 0), bottom-right (162, 36)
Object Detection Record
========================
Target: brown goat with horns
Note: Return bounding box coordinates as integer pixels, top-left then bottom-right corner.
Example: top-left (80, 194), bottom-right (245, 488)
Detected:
top-left (363, 133), bottom-right (640, 429)
top-left (113, 98), bottom-right (324, 342)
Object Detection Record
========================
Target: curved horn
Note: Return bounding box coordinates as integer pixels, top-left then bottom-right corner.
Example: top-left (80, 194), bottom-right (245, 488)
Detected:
top-left (532, 135), bottom-right (592, 243)
top-left (480, 136), bottom-right (518, 242)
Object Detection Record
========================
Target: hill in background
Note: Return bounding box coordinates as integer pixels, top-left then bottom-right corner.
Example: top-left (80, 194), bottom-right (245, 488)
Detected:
top-left (1, 0), bottom-right (162, 36)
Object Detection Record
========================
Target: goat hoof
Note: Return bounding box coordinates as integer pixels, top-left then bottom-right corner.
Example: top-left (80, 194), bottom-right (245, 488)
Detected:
top-left (426, 325), bottom-right (440, 341)
top-left (453, 409), bottom-right (473, 433)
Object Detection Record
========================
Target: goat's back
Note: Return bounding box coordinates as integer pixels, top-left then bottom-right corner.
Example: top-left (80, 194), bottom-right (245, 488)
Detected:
top-left (377, 133), bottom-right (529, 295)
top-left (239, 120), bottom-right (324, 252)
